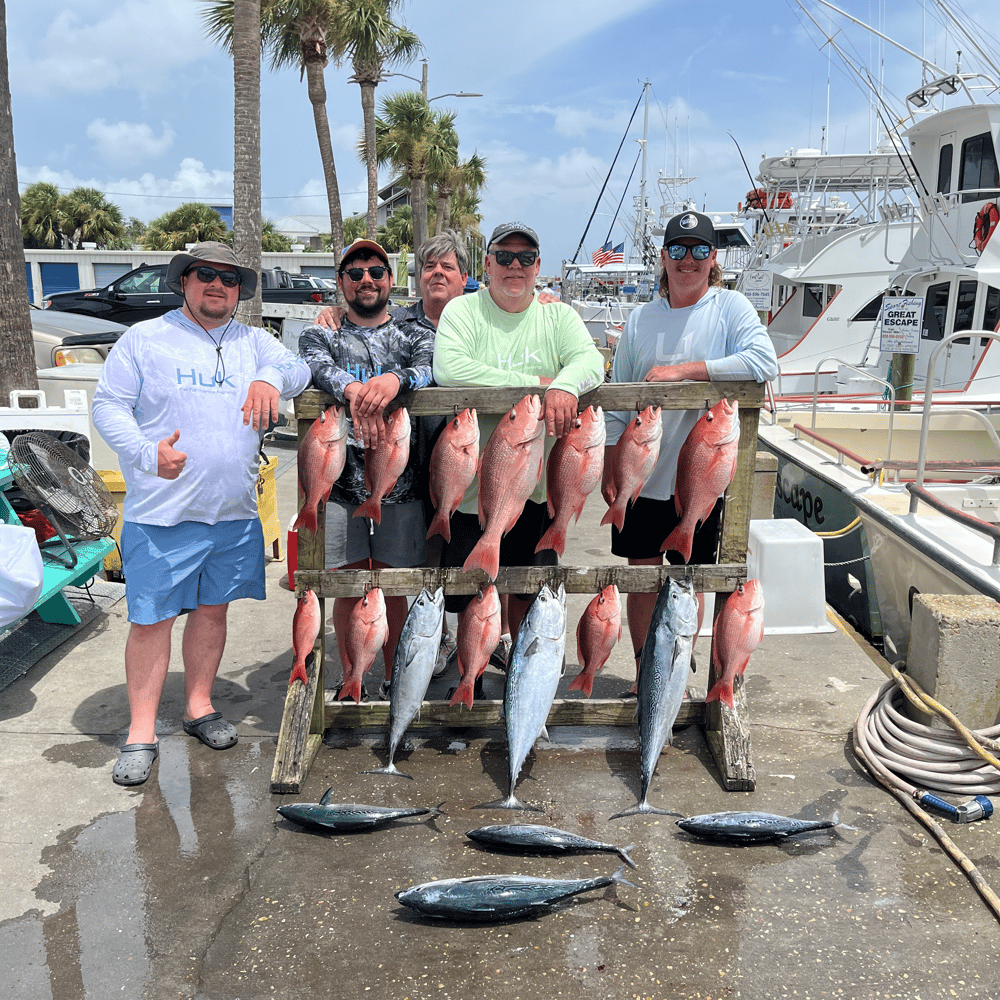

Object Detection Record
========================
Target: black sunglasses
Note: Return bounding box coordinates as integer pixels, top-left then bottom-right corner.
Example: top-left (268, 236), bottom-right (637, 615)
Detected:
top-left (186, 265), bottom-right (242, 287)
top-left (342, 265), bottom-right (388, 281)
top-left (665, 243), bottom-right (713, 261)
top-left (492, 249), bottom-right (538, 267)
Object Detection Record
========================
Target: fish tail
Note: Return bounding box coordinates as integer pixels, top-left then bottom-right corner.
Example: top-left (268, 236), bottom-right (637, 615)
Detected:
top-left (611, 864), bottom-right (637, 889)
top-left (609, 800), bottom-right (681, 821)
top-left (617, 844), bottom-right (638, 869)
top-left (567, 670), bottom-right (594, 698)
top-left (353, 497), bottom-right (382, 524)
top-left (448, 678), bottom-right (474, 710)
top-left (599, 504), bottom-right (623, 531)
top-left (337, 677), bottom-right (362, 703)
top-left (288, 661), bottom-right (308, 686)
top-left (704, 680), bottom-right (735, 708)
top-left (363, 761), bottom-right (413, 780)
top-left (660, 525), bottom-right (692, 562)
top-left (534, 523), bottom-right (565, 556)
top-left (426, 510), bottom-right (451, 543)
top-left (474, 793), bottom-right (543, 812)
top-left (292, 504), bottom-right (317, 534)
top-left (462, 538), bottom-right (500, 580)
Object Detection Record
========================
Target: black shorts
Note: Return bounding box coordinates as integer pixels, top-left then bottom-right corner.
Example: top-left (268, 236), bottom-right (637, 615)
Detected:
top-left (441, 500), bottom-right (557, 612)
top-left (611, 495), bottom-right (724, 564)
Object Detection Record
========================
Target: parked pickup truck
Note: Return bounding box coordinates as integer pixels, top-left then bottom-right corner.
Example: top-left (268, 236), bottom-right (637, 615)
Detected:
top-left (42, 263), bottom-right (332, 326)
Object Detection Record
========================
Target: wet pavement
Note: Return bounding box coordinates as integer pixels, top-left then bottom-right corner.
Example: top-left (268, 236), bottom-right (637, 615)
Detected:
top-left (3, 434), bottom-right (1000, 1000)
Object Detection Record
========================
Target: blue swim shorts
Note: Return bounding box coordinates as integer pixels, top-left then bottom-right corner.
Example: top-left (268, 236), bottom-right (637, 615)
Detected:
top-left (121, 519), bottom-right (266, 625)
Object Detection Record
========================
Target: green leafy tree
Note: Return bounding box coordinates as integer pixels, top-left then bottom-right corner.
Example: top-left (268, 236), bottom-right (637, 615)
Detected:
top-left (104, 216), bottom-right (148, 250)
top-left (57, 186), bottom-right (125, 248)
top-left (262, 218), bottom-right (292, 251)
top-left (143, 203), bottom-right (231, 251)
top-left (376, 203), bottom-right (411, 253)
top-left (21, 181), bottom-right (64, 248)
top-left (329, 0), bottom-right (420, 240)
top-left (369, 91), bottom-right (457, 253)
top-left (432, 151), bottom-right (486, 236)
top-left (342, 214), bottom-right (365, 245)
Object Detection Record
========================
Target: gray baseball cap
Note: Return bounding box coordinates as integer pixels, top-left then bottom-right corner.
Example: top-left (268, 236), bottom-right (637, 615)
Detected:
top-left (488, 222), bottom-right (539, 250)
top-left (165, 241), bottom-right (258, 300)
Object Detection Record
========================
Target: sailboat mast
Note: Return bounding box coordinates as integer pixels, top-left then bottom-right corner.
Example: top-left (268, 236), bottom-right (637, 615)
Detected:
top-left (633, 79), bottom-right (650, 272)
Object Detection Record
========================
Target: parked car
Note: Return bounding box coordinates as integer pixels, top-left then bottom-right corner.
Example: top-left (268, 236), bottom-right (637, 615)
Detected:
top-left (30, 305), bottom-right (128, 369)
top-left (42, 263), bottom-right (330, 325)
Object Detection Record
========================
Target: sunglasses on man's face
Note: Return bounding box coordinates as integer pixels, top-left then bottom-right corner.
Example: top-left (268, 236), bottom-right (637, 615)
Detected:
top-left (665, 243), bottom-right (713, 261)
top-left (342, 265), bottom-right (388, 281)
top-left (187, 265), bottom-right (241, 287)
top-left (492, 249), bottom-right (538, 267)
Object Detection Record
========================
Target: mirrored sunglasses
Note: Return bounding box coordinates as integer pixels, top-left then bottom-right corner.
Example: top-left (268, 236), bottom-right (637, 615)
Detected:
top-left (665, 243), bottom-right (713, 261)
top-left (343, 265), bottom-right (388, 281)
top-left (186, 265), bottom-right (241, 287)
top-left (492, 249), bottom-right (538, 267)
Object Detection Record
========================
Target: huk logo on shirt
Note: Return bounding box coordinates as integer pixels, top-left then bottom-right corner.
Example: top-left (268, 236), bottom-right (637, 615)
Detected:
top-left (496, 347), bottom-right (543, 371)
top-left (176, 367), bottom-right (237, 389)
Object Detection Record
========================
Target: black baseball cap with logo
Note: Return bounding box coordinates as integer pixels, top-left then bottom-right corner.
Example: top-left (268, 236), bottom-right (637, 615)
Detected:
top-left (662, 211), bottom-right (717, 248)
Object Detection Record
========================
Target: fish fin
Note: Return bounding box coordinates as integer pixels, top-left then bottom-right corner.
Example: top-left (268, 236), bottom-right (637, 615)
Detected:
top-left (599, 505), bottom-right (622, 530)
top-left (319, 786), bottom-right (334, 805)
top-left (288, 661), bottom-right (308, 687)
top-left (353, 497), bottom-right (382, 524)
top-left (462, 538), bottom-right (500, 580)
top-left (474, 794), bottom-right (543, 812)
top-left (540, 724), bottom-right (550, 742)
top-left (609, 801), bottom-right (682, 821)
top-left (567, 670), bottom-right (594, 698)
top-left (292, 505), bottom-right (317, 535)
top-left (617, 844), bottom-right (638, 869)
top-left (534, 524), bottom-right (565, 556)
top-left (611, 864), bottom-right (637, 889)
top-left (337, 677), bottom-right (363, 703)
top-left (449, 679), bottom-right (474, 710)
top-left (704, 681), bottom-right (735, 708)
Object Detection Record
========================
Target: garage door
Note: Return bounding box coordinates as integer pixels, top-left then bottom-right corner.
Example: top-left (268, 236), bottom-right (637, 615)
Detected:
top-left (25, 262), bottom-right (32, 300)
top-left (93, 263), bottom-right (132, 287)
top-left (40, 262), bottom-right (81, 297)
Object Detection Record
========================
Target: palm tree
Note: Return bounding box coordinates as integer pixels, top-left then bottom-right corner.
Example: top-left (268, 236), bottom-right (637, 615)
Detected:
top-left (201, 0), bottom-right (345, 260)
top-left (57, 186), bottom-right (125, 249)
top-left (432, 152), bottom-right (486, 236)
top-left (0, 0), bottom-right (36, 397)
top-left (21, 181), bottom-right (64, 248)
top-left (329, 0), bottom-right (420, 240)
top-left (343, 214), bottom-right (365, 245)
top-left (370, 91), bottom-right (457, 253)
top-left (262, 218), bottom-right (292, 251)
top-left (143, 203), bottom-right (231, 251)
top-left (376, 203), bottom-right (411, 253)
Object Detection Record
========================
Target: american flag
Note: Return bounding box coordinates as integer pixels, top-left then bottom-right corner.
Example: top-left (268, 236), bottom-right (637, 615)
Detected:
top-left (592, 241), bottom-right (613, 266)
top-left (605, 243), bottom-right (625, 265)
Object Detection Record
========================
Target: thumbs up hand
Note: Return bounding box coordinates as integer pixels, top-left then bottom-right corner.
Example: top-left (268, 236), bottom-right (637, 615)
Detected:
top-left (157, 429), bottom-right (187, 479)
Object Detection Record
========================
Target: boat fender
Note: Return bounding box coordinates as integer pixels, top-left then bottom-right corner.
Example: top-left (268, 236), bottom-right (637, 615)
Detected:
top-left (973, 202), bottom-right (999, 253)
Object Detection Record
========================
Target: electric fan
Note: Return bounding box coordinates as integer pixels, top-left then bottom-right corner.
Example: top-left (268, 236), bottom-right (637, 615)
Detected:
top-left (8, 432), bottom-right (119, 569)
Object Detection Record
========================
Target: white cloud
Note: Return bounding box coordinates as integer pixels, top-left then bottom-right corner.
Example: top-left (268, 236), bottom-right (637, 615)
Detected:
top-left (87, 120), bottom-right (176, 165)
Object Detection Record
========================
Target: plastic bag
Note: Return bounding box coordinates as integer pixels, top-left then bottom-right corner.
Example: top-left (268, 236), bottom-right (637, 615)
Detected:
top-left (0, 523), bottom-right (45, 630)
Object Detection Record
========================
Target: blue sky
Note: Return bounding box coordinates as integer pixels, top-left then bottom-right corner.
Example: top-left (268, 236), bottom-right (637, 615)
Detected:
top-left (7, 0), bottom-right (998, 268)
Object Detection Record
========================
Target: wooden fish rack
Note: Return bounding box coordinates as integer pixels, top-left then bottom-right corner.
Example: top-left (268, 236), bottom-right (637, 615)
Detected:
top-left (271, 381), bottom-right (765, 794)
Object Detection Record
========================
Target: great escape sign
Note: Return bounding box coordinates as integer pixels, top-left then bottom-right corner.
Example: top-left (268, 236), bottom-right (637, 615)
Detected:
top-left (878, 296), bottom-right (924, 354)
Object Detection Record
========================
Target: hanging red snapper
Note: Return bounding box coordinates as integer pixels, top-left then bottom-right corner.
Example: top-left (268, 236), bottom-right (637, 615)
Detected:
top-left (293, 405), bottom-right (348, 534)
top-left (706, 579), bottom-right (764, 708)
top-left (462, 395), bottom-right (544, 580)
top-left (354, 406), bottom-right (411, 524)
top-left (450, 585), bottom-right (502, 710)
top-left (569, 584), bottom-right (622, 698)
top-left (290, 589), bottom-right (321, 686)
top-left (338, 587), bottom-right (388, 704)
top-left (661, 398), bottom-right (740, 563)
top-left (601, 405), bottom-right (662, 532)
top-left (427, 408), bottom-right (480, 543)
top-left (535, 405), bottom-right (606, 556)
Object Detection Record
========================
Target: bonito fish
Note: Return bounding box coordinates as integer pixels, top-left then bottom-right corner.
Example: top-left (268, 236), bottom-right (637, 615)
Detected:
top-left (354, 406), bottom-right (410, 525)
top-left (611, 576), bottom-right (697, 819)
top-left (568, 584), bottom-right (621, 698)
top-left (481, 583), bottom-right (566, 811)
top-left (466, 823), bottom-right (636, 868)
top-left (706, 579), bottom-right (764, 708)
top-left (601, 405), bottom-right (662, 532)
top-left (338, 586), bottom-right (388, 704)
top-left (426, 407), bottom-right (480, 543)
top-left (661, 398), bottom-right (740, 563)
top-left (463, 395), bottom-right (544, 580)
top-left (535, 405), bottom-right (605, 556)
top-left (677, 810), bottom-right (840, 844)
top-left (277, 787), bottom-right (441, 833)
top-left (450, 585), bottom-right (502, 710)
top-left (366, 587), bottom-right (444, 779)
top-left (293, 405), bottom-right (347, 533)
top-left (289, 588), bottom-right (320, 686)
top-left (396, 865), bottom-right (634, 922)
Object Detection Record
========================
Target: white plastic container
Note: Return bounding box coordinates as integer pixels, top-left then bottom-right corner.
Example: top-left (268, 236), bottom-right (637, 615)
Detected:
top-left (747, 518), bottom-right (834, 634)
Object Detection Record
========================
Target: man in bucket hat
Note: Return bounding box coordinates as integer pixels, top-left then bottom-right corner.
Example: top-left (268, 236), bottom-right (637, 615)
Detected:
top-left (93, 241), bottom-right (311, 786)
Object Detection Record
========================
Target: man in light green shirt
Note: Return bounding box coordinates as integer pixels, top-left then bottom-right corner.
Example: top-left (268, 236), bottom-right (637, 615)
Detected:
top-left (432, 222), bottom-right (604, 645)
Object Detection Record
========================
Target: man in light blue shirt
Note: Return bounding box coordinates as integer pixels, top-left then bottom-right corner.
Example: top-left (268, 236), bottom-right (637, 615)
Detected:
top-left (93, 242), bottom-right (311, 786)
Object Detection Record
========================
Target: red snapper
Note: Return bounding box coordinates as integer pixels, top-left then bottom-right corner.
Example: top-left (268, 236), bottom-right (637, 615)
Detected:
top-left (706, 579), bottom-right (764, 708)
top-left (601, 405), bottom-right (662, 532)
top-left (354, 406), bottom-right (411, 524)
top-left (293, 405), bottom-right (347, 534)
top-left (450, 584), bottom-right (502, 710)
top-left (338, 587), bottom-right (388, 704)
top-left (290, 589), bottom-right (321, 686)
top-left (569, 584), bottom-right (622, 698)
top-left (426, 408), bottom-right (480, 543)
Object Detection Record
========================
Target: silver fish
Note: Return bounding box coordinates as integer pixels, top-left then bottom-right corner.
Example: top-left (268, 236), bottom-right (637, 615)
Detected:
top-left (481, 583), bottom-right (566, 811)
top-left (396, 865), bottom-right (634, 922)
top-left (611, 576), bottom-right (697, 819)
top-left (677, 810), bottom-right (840, 844)
top-left (366, 587), bottom-right (444, 779)
top-left (277, 787), bottom-right (441, 833)
top-left (466, 823), bottom-right (637, 868)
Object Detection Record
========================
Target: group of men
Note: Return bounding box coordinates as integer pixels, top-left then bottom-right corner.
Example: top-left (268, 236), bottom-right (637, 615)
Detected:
top-left (93, 210), bottom-right (777, 787)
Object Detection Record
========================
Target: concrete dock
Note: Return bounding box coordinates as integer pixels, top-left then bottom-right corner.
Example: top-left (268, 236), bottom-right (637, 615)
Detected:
top-left (2, 433), bottom-right (999, 1000)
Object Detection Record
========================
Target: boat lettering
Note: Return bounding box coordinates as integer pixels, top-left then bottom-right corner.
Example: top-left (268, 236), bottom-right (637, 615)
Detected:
top-left (778, 476), bottom-right (825, 525)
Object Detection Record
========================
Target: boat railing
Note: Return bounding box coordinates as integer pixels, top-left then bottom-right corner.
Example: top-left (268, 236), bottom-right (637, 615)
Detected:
top-left (904, 483), bottom-right (1000, 568)
top-left (790, 422), bottom-right (875, 472)
top-left (812, 357), bottom-right (896, 457)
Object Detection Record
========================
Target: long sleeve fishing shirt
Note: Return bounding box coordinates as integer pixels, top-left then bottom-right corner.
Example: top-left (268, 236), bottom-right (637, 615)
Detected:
top-left (92, 309), bottom-right (311, 525)
top-left (433, 289), bottom-right (605, 515)
top-left (605, 287), bottom-right (778, 500)
top-left (298, 314), bottom-right (434, 506)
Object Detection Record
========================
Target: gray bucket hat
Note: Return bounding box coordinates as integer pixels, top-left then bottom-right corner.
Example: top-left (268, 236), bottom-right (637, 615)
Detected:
top-left (165, 241), bottom-right (258, 300)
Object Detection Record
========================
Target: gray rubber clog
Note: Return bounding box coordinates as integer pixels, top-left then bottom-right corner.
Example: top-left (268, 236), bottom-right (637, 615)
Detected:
top-left (113, 743), bottom-right (159, 786)
top-left (182, 712), bottom-right (238, 750)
